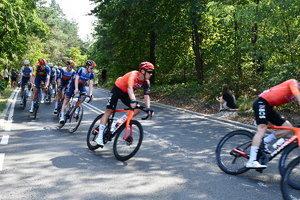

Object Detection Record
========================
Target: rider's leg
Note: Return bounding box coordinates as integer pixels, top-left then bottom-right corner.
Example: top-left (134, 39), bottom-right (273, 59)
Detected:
top-left (29, 87), bottom-right (38, 112)
top-left (59, 97), bottom-right (70, 123)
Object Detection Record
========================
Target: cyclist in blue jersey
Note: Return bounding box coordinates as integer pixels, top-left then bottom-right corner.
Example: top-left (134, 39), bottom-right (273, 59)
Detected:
top-left (29, 59), bottom-right (51, 113)
top-left (47, 63), bottom-right (57, 102)
top-left (54, 60), bottom-right (76, 114)
top-left (59, 60), bottom-right (96, 124)
top-left (20, 60), bottom-right (33, 105)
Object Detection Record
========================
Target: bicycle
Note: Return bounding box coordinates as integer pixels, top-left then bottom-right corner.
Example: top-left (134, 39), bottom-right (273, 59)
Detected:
top-left (281, 156), bottom-right (300, 200)
top-left (215, 125), bottom-right (300, 178)
top-left (32, 85), bottom-right (46, 119)
top-left (21, 85), bottom-right (29, 110)
top-left (87, 105), bottom-right (153, 161)
top-left (58, 93), bottom-right (91, 133)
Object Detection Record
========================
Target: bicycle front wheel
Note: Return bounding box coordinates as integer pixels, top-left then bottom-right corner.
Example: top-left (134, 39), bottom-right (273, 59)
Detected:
top-left (281, 156), bottom-right (300, 200)
top-left (67, 105), bottom-right (84, 133)
top-left (113, 120), bottom-right (143, 161)
top-left (22, 94), bottom-right (27, 110)
top-left (216, 130), bottom-right (253, 175)
top-left (279, 142), bottom-right (300, 176)
top-left (87, 114), bottom-right (103, 150)
top-left (33, 103), bottom-right (39, 120)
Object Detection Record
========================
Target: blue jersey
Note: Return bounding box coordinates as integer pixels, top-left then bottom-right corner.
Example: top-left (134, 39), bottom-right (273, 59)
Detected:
top-left (20, 66), bottom-right (33, 78)
top-left (50, 68), bottom-right (56, 77)
top-left (73, 67), bottom-right (94, 85)
top-left (33, 65), bottom-right (50, 77)
top-left (60, 67), bottom-right (75, 81)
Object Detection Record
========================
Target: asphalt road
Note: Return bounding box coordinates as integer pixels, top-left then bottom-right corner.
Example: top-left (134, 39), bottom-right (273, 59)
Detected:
top-left (0, 87), bottom-right (286, 200)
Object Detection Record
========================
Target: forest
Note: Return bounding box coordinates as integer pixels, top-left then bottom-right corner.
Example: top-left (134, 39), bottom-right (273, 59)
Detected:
top-left (1, 0), bottom-right (299, 112)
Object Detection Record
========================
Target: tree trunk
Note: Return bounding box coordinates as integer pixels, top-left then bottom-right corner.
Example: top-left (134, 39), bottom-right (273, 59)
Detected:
top-left (149, 31), bottom-right (156, 84)
top-left (192, 22), bottom-right (204, 82)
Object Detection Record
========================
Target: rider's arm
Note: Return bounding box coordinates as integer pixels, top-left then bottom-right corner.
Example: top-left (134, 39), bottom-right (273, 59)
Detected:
top-left (144, 94), bottom-right (150, 108)
top-left (88, 79), bottom-right (93, 96)
top-left (127, 85), bottom-right (136, 101)
top-left (288, 79), bottom-right (300, 105)
top-left (75, 74), bottom-right (79, 91)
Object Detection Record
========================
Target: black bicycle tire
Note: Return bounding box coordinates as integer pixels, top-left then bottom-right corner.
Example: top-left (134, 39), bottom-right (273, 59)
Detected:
top-left (279, 142), bottom-right (299, 176)
top-left (68, 105), bottom-right (84, 133)
top-left (33, 103), bottom-right (38, 119)
top-left (281, 156), bottom-right (300, 200)
top-left (216, 130), bottom-right (253, 175)
top-left (87, 114), bottom-right (103, 150)
top-left (47, 89), bottom-right (51, 104)
top-left (22, 93), bottom-right (26, 109)
top-left (113, 120), bottom-right (143, 161)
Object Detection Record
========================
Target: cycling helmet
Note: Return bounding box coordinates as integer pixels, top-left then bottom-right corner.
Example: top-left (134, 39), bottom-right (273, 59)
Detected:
top-left (24, 60), bottom-right (30, 65)
top-left (139, 62), bottom-right (155, 71)
top-left (66, 60), bottom-right (75, 66)
top-left (85, 60), bottom-right (96, 67)
top-left (48, 63), bottom-right (54, 67)
top-left (38, 59), bottom-right (47, 65)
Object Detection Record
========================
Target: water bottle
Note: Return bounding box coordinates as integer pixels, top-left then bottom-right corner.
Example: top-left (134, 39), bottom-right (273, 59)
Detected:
top-left (115, 114), bottom-right (127, 128)
top-left (272, 138), bottom-right (285, 149)
top-left (110, 119), bottom-right (118, 132)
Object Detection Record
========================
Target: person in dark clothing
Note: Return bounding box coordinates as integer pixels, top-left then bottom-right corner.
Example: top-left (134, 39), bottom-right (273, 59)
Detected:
top-left (216, 84), bottom-right (237, 111)
top-left (101, 68), bottom-right (107, 84)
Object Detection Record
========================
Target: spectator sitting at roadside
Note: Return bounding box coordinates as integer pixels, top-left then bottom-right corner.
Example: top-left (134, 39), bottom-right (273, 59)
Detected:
top-left (216, 84), bottom-right (237, 112)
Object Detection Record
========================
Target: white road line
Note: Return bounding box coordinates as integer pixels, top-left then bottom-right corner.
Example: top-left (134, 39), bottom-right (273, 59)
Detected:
top-left (0, 153), bottom-right (4, 171)
top-left (1, 135), bottom-right (9, 145)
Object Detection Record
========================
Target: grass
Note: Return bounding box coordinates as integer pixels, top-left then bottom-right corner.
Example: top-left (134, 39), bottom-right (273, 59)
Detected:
top-left (0, 88), bottom-right (14, 114)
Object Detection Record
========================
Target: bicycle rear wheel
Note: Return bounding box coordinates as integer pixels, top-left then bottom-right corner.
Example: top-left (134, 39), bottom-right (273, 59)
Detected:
top-left (216, 130), bottom-right (253, 175)
top-left (87, 114), bottom-right (103, 150)
top-left (67, 105), bottom-right (84, 133)
top-left (281, 156), bottom-right (300, 200)
top-left (113, 120), bottom-right (143, 161)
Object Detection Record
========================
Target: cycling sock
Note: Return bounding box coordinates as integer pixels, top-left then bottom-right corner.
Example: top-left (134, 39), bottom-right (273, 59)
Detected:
top-left (263, 133), bottom-right (276, 144)
top-left (54, 102), bottom-right (58, 109)
top-left (249, 146), bottom-right (259, 162)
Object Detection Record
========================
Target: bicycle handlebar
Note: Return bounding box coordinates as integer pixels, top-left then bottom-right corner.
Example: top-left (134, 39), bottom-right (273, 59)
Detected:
top-left (124, 105), bottom-right (154, 120)
top-left (72, 93), bottom-right (92, 103)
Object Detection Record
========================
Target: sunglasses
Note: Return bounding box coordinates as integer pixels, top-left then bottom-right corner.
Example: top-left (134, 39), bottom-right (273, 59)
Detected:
top-left (146, 70), bottom-right (153, 74)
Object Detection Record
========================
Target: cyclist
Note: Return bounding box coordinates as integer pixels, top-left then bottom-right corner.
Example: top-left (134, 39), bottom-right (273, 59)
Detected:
top-left (246, 79), bottom-right (300, 169)
top-left (59, 60), bottom-right (96, 124)
top-left (29, 59), bottom-right (50, 113)
top-left (20, 60), bottom-right (33, 105)
top-left (54, 60), bottom-right (76, 114)
top-left (94, 61), bottom-right (154, 146)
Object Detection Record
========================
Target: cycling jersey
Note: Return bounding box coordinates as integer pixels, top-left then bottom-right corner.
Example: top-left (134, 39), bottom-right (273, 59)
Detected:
top-left (20, 66), bottom-right (33, 78)
top-left (259, 79), bottom-right (300, 106)
top-left (59, 67), bottom-right (75, 81)
top-left (72, 67), bottom-right (94, 84)
top-left (32, 65), bottom-right (51, 77)
top-left (115, 70), bottom-right (150, 95)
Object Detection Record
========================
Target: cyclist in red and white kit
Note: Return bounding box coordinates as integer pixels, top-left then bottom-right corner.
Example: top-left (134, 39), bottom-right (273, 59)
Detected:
top-left (247, 79), bottom-right (300, 168)
top-left (94, 62), bottom-right (154, 146)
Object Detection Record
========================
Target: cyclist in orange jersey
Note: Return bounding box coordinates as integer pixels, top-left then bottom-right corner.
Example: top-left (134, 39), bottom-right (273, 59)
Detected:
top-left (94, 62), bottom-right (154, 146)
top-left (246, 79), bottom-right (300, 169)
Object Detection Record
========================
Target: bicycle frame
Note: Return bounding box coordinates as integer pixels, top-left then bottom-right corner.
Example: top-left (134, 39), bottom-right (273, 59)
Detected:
top-left (113, 109), bottom-right (135, 140)
top-left (233, 126), bottom-right (300, 161)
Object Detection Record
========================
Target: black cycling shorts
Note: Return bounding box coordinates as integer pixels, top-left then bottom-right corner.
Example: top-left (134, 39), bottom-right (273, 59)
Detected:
top-left (106, 85), bottom-right (131, 110)
top-left (252, 97), bottom-right (285, 126)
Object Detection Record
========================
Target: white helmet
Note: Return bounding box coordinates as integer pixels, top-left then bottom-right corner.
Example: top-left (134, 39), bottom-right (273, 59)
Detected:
top-left (24, 60), bottom-right (30, 65)
top-left (53, 65), bottom-right (58, 69)
top-left (48, 63), bottom-right (54, 67)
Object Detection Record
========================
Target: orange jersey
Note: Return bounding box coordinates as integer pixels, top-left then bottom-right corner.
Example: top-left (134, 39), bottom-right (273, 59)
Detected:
top-left (259, 79), bottom-right (300, 106)
top-left (115, 70), bottom-right (150, 94)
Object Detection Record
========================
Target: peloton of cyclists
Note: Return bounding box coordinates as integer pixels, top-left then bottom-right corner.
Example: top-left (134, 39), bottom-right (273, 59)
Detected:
top-left (59, 60), bottom-right (96, 124)
top-left (246, 79), bottom-right (300, 169)
top-left (20, 60), bottom-right (33, 105)
top-left (29, 59), bottom-right (51, 113)
top-left (94, 61), bottom-right (155, 146)
top-left (54, 60), bottom-right (76, 114)
top-left (48, 63), bottom-right (57, 101)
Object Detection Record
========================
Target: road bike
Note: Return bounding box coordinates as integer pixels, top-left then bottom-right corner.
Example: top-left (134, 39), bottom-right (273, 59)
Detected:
top-left (32, 84), bottom-right (46, 119)
top-left (216, 125), bottom-right (300, 179)
top-left (281, 156), bottom-right (300, 200)
top-left (21, 85), bottom-right (29, 109)
top-left (87, 105), bottom-right (153, 161)
top-left (58, 93), bottom-right (91, 133)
